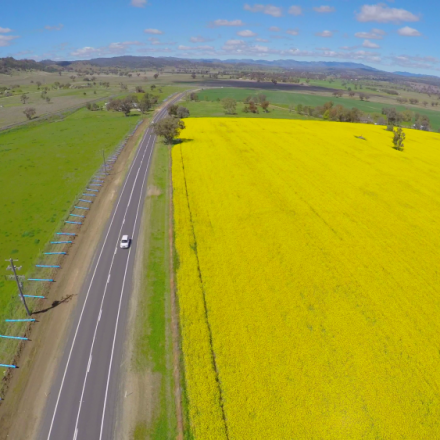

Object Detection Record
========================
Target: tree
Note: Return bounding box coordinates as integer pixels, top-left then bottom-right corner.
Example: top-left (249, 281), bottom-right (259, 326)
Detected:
top-left (135, 85), bottom-right (145, 93)
top-left (392, 127), bottom-right (405, 151)
top-left (139, 93), bottom-right (155, 113)
top-left (168, 104), bottom-right (179, 116)
top-left (108, 96), bottom-right (137, 116)
top-left (23, 107), bottom-right (36, 120)
top-left (414, 113), bottom-right (430, 131)
top-left (249, 101), bottom-right (259, 113)
top-left (260, 101), bottom-right (270, 112)
top-left (153, 116), bottom-right (185, 144)
top-left (221, 97), bottom-right (237, 115)
top-left (271, 79), bottom-right (278, 85)
top-left (296, 103), bottom-right (303, 114)
top-left (150, 84), bottom-right (156, 90)
top-left (382, 107), bottom-right (402, 126)
top-left (176, 106), bottom-right (190, 118)
top-left (154, 73), bottom-right (159, 79)
top-left (191, 73), bottom-right (196, 79)
top-left (189, 92), bottom-right (199, 101)
top-left (21, 94), bottom-right (29, 104)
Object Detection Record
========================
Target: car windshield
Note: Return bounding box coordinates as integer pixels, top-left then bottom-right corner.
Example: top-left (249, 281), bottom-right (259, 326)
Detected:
top-left (122, 239), bottom-right (128, 243)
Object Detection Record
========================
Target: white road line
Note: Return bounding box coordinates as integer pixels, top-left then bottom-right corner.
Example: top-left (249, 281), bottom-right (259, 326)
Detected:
top-left (47, 97), bottom-right (180, 440)
top-left (98, 309), bottom-right (102, 322)
top-left (46, 116), bottom-right (152, 440)
top-left (73, 428), bottom-right (78, 440)
top-left (107, 274), bottom-right (111, 284)
top-left (99, 134), bottom-right (157, 440)
top-left (71, 135), bottom-right (154, 435)
top-left (87, 356), bottom-right (92, 373)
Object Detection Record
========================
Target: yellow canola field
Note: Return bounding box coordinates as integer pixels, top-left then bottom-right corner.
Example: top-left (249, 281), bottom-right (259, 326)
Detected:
top-left (172, 118), bottom-right (440, 439)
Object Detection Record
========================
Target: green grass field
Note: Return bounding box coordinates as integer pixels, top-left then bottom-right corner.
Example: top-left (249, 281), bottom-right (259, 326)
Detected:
top-left (133, 139), bottom-right (176, 439)
top-left (0, 108), bottom-right (142, 368)
top-left (196, 88), bottom-right (440, 130)
top-left (183, 100), bottom-right (315, 120)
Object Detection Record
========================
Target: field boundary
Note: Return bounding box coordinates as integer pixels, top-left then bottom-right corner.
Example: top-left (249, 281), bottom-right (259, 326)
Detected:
top-left (178, 147), bottom-right (230, 439)
top-left (169, 145), bottom-right (185, 440)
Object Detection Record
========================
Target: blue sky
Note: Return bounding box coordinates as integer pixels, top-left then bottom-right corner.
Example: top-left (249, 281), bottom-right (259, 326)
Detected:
top-left (1, 1), bottom-right (438, 74)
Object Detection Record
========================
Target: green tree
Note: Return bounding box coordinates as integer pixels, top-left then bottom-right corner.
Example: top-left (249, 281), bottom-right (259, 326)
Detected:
top-left (23, 107), bottom-right (36, 120)
top-left (221, 97), bottom-right (237, 115)
top-left (393, 128), bottom-right (405, 151)
top-left (153, 117), bottom-right (185, 144)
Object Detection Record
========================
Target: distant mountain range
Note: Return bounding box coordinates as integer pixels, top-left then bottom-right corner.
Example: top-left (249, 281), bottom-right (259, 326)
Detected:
top-left (1, 55), bottom-right (437, 80)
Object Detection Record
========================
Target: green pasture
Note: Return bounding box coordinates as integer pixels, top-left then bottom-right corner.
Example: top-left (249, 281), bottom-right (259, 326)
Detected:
top-left (196, 88), bottom-right (440, 130)
top-left (0, 108), bottom-right (141, 368)
top-left (183, 100), bottom-right (316, 120)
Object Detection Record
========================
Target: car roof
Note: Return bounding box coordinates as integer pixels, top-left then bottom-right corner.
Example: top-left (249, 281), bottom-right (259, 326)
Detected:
top-left (121, 235), bottom-right (129, 240)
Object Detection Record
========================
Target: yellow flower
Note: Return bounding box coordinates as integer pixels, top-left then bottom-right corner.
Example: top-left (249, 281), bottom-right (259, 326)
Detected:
top-left (173, 118), bottom-right (440, 439)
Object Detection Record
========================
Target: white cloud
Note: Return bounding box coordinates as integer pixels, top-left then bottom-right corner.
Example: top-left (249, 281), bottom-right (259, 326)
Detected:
top-left (0, 35), bottom-right (18, 47)
top-left (209, 19), bottom-right (244, 27)
top-left (0, 27), bottom-right (12, 33)
top-left (131, 0), bottom-right (147, 6)
top-left (354, 28), bottom-right (385, 39)
top-left (313, 6), bottom-right (335, 13)
top-left (356, 4), bottom-right (419, 23)
top-left (137, 47), bottom-right (173, 54)
top-left (288, 5), bottom-right (302, 16)
top-left (398, 26), bottom-right (421, 37)
top-left (255, 38), bottom-right (269, 42)
top-left (286, 28), bottom-right (299, 36)
top-left (316, 47), bottom-right (331, 51)
top-left (389, 54), bottom-right (438, 70)
top-left (315, 30), bottom-right (334, 38)
top-left (244, 4), bottom-right (283, 17)
top-left (45, 24), bottom-right (64, 31)
top-left (269, 26), bottom-right (280, 32)
top-left (70, 41), bottom-right (142, 58)
top-left (178, 45), bottom-right (215, 51)
top-left (363, 39), bottom-right (380, 48)
top-left (190, 35), bottom-right (212, 43)
top-left (237, 29), bottom-right (257, 37)
top-left (144, 28), bottom-right (163, 34)
top-left (148, 37), bottom-right (176, 46)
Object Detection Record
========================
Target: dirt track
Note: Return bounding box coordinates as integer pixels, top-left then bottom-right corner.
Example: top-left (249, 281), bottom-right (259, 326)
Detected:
top-left (0, 117), bottom-right (150, 440)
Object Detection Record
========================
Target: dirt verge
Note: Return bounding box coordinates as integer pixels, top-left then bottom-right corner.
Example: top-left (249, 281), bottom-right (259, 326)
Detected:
top-left (0, 117), bottom-right (150, 440)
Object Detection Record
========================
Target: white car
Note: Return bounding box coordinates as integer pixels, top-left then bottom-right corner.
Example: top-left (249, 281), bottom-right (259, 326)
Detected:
top-left (120, 235), bottom-right (130, 249)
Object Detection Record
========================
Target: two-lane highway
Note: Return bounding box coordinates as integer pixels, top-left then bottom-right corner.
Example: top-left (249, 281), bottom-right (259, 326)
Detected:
top-left (38, 94), bottom-right (183, 440)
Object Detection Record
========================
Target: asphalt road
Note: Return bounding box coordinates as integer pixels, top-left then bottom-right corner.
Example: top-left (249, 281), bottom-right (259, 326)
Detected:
top-left (38, 94), bottom-right (183, 440)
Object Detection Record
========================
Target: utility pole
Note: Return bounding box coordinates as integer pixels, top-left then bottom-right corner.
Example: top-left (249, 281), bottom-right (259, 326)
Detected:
top-left (7, 259), bottom-right (31, 317)
top-left (102, 150), bottom-right (107, 174)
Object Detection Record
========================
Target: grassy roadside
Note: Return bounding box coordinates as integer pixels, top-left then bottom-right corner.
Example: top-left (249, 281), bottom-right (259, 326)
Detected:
top-left (132, 138), bottom-right (177, 439)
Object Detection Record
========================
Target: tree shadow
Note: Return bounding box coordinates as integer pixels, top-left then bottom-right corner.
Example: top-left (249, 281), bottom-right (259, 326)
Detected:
top-left (174, 138), bottom-right (193, 144)
top-left (32, 294), bottom-right (74, 315)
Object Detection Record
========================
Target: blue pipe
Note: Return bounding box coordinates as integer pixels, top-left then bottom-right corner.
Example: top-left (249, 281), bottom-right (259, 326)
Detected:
top-left (82, 194), bottom-right (96, 197)
top-left (86, 189), bottom-right (99, 192)
top-left (28, 279), bottom-right (54, 282)
top-left (90, 184), bottom-right (102, 186)
top-left (74, 206), bottom-right (89, 210)
top-left (0, 335), bottom-right (28, 340)
top-left (23, 295), bottom-right (46, 299)
top-left (36, 265), bottom-right (60, 268)
top-left (65, 221), bottom-right (82, 225)
top-left (79, 199), bottom-right (93, 202)
top-left (0, 364), bottom-right (17, 368)
top-left (44, 252), bottom-right (66, 255)
top-left (6, 319), bottom-right (36, 322)
top-left (56, 232), bottom-right (76, 236)
top-left (69, 214), bottom-right (85, 218)
top-left (50, 241), bottom-right (73, 244)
